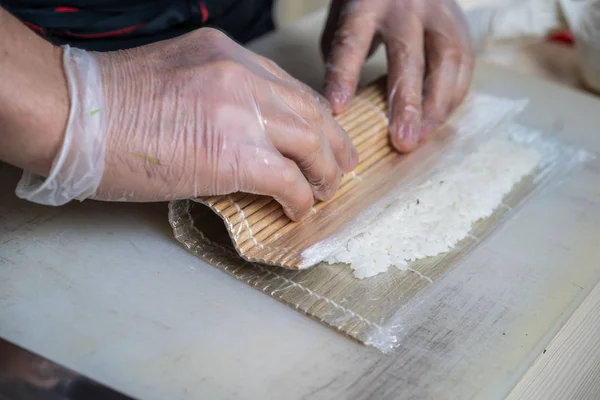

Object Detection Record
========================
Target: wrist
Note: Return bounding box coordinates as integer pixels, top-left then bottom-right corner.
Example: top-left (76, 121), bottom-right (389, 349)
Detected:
top-left (0, 9), bottom-right (69, 177)
top-left (17, 46), bottom-right (107, 205)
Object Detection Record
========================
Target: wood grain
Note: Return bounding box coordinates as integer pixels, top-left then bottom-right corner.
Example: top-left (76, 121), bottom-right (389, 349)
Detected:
top-left (508, 282), bottom-right (600, 400)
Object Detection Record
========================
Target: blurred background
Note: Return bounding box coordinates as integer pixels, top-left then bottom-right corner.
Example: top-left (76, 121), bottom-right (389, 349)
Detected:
top-left (274, 0), bottom-right (508, 27)
top-left (273, 0), bottom-right (593, 95)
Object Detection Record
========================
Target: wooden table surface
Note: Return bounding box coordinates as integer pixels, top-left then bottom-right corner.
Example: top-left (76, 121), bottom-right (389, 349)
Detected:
top-left (479, 38), bottom-right (600, 400)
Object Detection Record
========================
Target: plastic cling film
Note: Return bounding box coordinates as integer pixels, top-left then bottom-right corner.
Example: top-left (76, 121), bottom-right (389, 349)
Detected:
top-left (176, 76), bottom-right (528, 271)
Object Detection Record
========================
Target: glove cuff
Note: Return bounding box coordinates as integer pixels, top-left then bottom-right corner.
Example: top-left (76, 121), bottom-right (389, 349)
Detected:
top-left (16, 46), bottom-right (106, 205)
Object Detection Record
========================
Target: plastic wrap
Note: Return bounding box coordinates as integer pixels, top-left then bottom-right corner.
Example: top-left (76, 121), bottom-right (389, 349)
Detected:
top-left (168, 77), bottom-right (590, 352)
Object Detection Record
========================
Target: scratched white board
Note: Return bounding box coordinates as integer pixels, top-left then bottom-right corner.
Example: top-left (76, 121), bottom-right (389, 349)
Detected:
top-left (1, 10), bottom-right (600, 400)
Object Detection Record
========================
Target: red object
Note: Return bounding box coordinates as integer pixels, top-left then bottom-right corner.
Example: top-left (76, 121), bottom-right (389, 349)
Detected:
top-left (548, 29), bottom-right (575, 46)
top-left (198, 1), bottom-right (209, 23)
top-left (55, 6), bottom-right (79, 13)
top-left (23, 21), bottom-right (45, 34)
top-left (61, 23), bottom-right (146, 39)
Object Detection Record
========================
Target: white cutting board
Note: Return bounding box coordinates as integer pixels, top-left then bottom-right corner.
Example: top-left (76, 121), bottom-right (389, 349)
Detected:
top-left (1, 10), bottom-right (600, 400)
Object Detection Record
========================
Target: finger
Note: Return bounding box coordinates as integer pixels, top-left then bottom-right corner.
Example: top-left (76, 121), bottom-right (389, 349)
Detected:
top-left (421, 31), bottom-right (461, 141)
top-left (320, 0), bottom-right (345, 60)
top-left (254, 55), bottom-right (334, 116)
top-left (385, 14), bottom-right (425, 153)
top-left (322, 3), bottom-right (378, 114)
top-left (265, 113), bottom-right (342, 202)
top-left (242, 152), bottom-right (315, 221)
top-left (271, 80), bottom-right (359, 173)
top-left (320, 109), bottom-right (359, 173)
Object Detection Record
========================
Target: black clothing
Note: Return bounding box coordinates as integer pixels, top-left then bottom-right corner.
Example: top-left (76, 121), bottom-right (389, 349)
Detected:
top-left (1, 0), bottom-right (274, 51)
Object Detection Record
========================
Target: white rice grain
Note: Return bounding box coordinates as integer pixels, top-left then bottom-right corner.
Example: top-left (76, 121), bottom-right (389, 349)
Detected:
top-left (326, 137), bottom-right (541, 279)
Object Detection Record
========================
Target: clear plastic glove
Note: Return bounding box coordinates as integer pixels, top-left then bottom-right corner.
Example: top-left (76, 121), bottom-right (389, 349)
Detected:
top-left (16, 28), bottom-right (359, 221)
top-left (320, 0), bottom-right (474, 153)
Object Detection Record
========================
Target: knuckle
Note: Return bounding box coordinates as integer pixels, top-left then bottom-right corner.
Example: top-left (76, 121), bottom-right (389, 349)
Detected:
top-left (310, 178), bottom-right (331, 198)
top-left (332, 28), bottom-right (359, 50)
top-left (335, 129), bottom-right (348, 150)
top-left (315, 93), bottom-right (333, 113)
top-left (388, 37), bottom-right (411, 56)
top-left (209, 59), bottom-right (249, 83)
top-left (325, 60), bottom-right (356, 83)
top-left (333, 129), bottom-right (352, 160)
top-left (279, 160), bottom-right (300, 187)
top-left (303, 129), bottom-right (322, 154)
top-left (299, 151), bottom-right (320, 174)
top-left (294, 190), bottom-right (314, 217)
top-left (328, 162), bottom-right (342, 185)
top-left (316, 163), bottom-right (341, 196)
top-left (278, 161), bottom-right (313, 212)
top-left (200, 27), bottom-right (228, 44)
top-left (394, 88), bottom-right (422, 114)
top-left (295, 86), bottom-right (328, 113)
top-left (395, 55), bottom-right (425, 80)
top-left (323, 166), bottom-right (342, 197)
top-left (440, 46), bottom-right (463, 67)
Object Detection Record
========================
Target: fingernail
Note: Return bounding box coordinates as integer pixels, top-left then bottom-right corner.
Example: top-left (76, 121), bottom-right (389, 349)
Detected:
top-left (390, 121), bottom-right (404, 142)
top-left (324, 84), bottom-right (350, 113)
top-left (330, 90), bottom-right (349, 109)
top-left (390, 121), bottom-right (421, 153)
top-left (404, 122), bottom-right (420, 149)
top-left (390, 121), bottom-right (407, 152)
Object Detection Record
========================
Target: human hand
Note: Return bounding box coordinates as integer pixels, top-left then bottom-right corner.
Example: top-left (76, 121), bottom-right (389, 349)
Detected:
top-left (17, 28), bottom-right (358, 221)
top-left (321, 0), bottom-right (474, 152)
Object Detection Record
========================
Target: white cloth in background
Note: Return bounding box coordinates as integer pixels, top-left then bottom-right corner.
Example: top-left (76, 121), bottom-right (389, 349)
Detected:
top-left (466, 0), bottom-right (600, 93)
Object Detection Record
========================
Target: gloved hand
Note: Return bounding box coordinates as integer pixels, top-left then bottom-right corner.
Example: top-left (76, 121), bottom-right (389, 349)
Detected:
top-left (16, 28), bottom-right (359, 221)
top-left (320, 0), bottom-right (474, 153)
